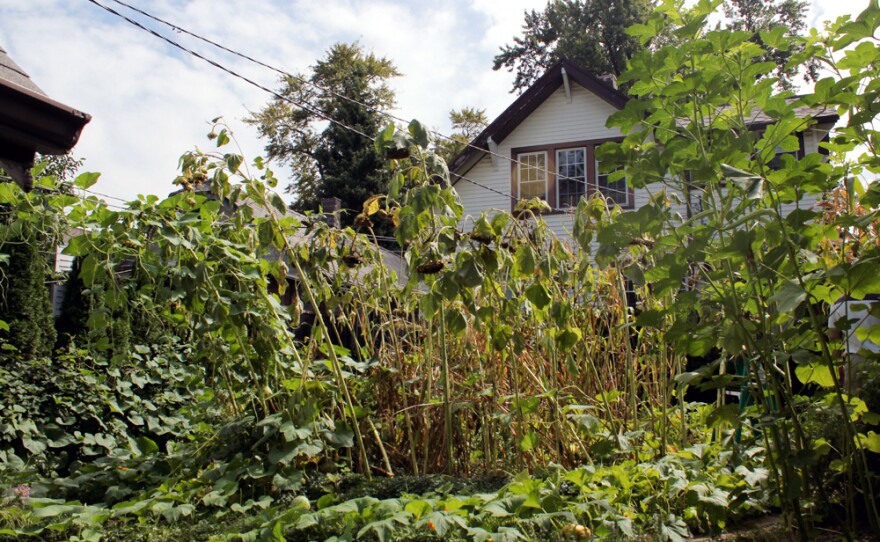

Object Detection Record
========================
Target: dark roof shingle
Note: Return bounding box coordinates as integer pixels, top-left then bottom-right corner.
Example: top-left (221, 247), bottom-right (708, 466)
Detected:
top-left (0, 44), bottom-right (45, 95)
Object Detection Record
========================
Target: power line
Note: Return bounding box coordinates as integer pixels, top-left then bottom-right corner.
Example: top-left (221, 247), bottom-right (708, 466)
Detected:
top-left (100, 0), bottom-right (614, 198)
top-left (86, 0), bottom-right (520, 204)
top-left (86, 0), bottom-right (375, 143)
top-left (82, 187), bottom-right (129, 203)
top-left (103, 0), bottom-right (541, 185)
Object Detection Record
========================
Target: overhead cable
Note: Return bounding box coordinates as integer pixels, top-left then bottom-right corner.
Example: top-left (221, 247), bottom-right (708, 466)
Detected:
top-left (86, 0), bottom-right (519, 203)
top-left (99, 0), bottom-right (596, 192)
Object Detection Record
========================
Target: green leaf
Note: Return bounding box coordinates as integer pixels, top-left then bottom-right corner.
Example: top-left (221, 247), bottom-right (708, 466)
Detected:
top-left (556, 327), bottom-right (582, 352)
top-left (270, 193), bottom-right (287, 213)
top-left (795, 363), bottom-right (835, 388)
top-left (706, 403), bottom-right (740, 428)
top-left (225, 153), bottom-right (243, 173)
top-left (0, 181), bottom-right (19, 203)
top-left (445, 309), bottom-right (468, 337)
top-left (770, 280), bottom-right (807, 313)
top-left (408, 119), bottom-right (430, 148)
top-left (454, 256), bottom-right (483, 288)
top-left (519, 431), bottom-right (538, 452)
top-left (31, 504), bottom-right (79, 518)
top-left (22, 435), bottom-right (47, 454)
top-left (74, 171), bottom-right (101, 190)
top-left (525, 283), bottom-right (551, 310)
top-left (515, 245), bottom-right (537, 276)
top-left (136, 436), bottom-right (159, 455)
top-left (855, 431), bottom-right (880, 453)
top-left (721, 164), bottom-right (763, 199)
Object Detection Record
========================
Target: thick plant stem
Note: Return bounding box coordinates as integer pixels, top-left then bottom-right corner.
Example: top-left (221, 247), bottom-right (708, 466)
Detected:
top-left (368, 418), bottom-right (394, 477)
top-left (289, 257), bottom-right (372, 478)
top-left (439, 304), bottom-right (455, 474)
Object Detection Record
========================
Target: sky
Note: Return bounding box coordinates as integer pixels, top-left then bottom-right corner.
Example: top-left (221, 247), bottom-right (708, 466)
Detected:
top-left (0, 0), bottom-right (870, 204)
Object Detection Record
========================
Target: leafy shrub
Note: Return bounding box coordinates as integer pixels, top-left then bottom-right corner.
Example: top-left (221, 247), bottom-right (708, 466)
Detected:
top-left (0, 339), bottom-right (205, 482)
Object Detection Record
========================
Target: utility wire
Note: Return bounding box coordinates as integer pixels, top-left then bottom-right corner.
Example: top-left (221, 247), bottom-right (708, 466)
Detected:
top-left (100, 0), bottom-right (611, 197)
top-left (86, 0), bottom-right (520, 203)
top-left (82, 187), bottom-right (129, 203)
top-left (86, 0), bottom-right (374, 142)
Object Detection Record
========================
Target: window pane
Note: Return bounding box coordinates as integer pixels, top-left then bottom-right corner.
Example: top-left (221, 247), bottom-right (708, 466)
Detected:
top-left (557, 148), bottom-right (586, 209)
top-left (596, 159), bottom-right (628, 206)
top-left (518, 152), bottom-right (547, 201)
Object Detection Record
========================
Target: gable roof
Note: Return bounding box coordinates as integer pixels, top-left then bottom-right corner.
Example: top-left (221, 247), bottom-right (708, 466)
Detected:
top-left (449, 60), bottom-right (841, 185)
top-left (744, 98), bottom-right (838, 128)
top-left (449, 59), bottom-right (628, 178)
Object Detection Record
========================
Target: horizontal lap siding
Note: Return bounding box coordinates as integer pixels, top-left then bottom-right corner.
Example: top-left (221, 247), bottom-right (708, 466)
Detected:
top-left (456, 87), bottom-right (829, 243)
top-left (458, 84), bottom-right (639, 240)
top-left (502, 86), bottom-right (622, 149)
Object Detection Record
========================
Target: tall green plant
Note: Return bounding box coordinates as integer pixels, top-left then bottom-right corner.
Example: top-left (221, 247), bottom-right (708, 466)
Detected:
top-left (587, 0), bottom-right (880, 535)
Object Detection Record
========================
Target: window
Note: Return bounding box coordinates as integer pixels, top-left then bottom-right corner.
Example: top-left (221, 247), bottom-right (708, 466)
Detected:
top-left (556, 148), bottom-right (586, 209)
top-left (511, 138), bottom-right (630, 212)
top-left (767, 135), bottom-right (805, 170)
top-left (517, 151), bottom-right (548, 201)
top-left (596, 159), bottom-right (629, 207)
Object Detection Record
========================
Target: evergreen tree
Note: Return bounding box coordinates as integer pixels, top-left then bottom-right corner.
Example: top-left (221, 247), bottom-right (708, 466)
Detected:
top-left (722, 0), bottom-right (818, 90)
top-left (493, 0), bottom-right (652, 94)
top-left (56, 257), bottom-right (135, 356)
top-left (247, 43), bottom-right (399, 227)
top-left (55, 256), bottom-right (90, 349)
top-left (0, 226), bottom-right (56, 358)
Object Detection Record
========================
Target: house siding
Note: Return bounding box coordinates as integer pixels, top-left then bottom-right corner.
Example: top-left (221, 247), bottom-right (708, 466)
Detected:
top-left (455, 83), bottom-right (835, 244)
top-left (457, 84), bottom-right (629, 239)
top-left (455, 83), bottom-right (682, 240)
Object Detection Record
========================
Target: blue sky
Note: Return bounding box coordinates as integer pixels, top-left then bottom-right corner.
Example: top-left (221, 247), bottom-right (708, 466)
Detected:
top-left (0, 0), bottom-right (867, 202)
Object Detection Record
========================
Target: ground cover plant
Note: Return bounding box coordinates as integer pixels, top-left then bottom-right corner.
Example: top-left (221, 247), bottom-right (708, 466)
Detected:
top-left (2, 0), bottom-right (880, 540)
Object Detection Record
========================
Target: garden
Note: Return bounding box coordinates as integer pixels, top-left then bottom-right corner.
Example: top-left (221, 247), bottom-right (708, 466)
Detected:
top-left (2, 1), bottom-right (880, 540)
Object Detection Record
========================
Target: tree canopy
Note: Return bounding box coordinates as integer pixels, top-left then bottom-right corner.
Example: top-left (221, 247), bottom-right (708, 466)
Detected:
top-left (246, 42), bottom-right (399, 226)
top-left (435, 107), bottom-right (488, 165)
top-left (722, 0), bottom-right (818, 89)
top-left (493, 0), bottom-right (653, 94)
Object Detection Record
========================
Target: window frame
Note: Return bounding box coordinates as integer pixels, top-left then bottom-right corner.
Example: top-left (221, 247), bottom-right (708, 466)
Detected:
top-left (515, 150), bottom-right (549, 202)
top-left (766, 131), bottom-right (805, 171)
top-left (510, 137), bottom-right (630, 213)
top-left (556, 147), bottom-right (588, 210)
top-left (595, 157), bottom-right (630, 208)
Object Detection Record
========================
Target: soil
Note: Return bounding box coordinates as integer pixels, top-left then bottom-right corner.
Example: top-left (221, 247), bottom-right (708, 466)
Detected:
top-left (693, 515), bottom-right (879, 542)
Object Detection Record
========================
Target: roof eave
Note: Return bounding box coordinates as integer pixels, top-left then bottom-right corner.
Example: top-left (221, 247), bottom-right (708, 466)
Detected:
top-left (0, 77), bottom-right (91, 157)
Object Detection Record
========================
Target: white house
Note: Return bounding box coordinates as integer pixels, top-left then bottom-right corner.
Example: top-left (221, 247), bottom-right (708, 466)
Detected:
top-left (449, 59), bottom-right (839, 240)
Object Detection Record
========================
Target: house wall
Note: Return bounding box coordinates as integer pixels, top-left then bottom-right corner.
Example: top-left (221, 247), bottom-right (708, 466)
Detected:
top-left (455, 83), bottom-right (681, 242)
top-left (457, 85), bottom-right (612, 240)
top-left (50, 243), bottom-right (75, 317)
top-left (454, 83), bottom-right (835, 245)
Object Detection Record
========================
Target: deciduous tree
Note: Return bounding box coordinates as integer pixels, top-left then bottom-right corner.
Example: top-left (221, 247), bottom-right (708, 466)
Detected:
top-left (722, 0), bottom-right (818, 89)
top-left (435, 107), bottom-right (488, 165)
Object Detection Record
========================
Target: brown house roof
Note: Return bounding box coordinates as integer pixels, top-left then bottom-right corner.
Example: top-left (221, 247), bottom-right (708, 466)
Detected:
top-left (449, 60), bottom-right (840, 184)
top-left (0, 43), bottom-right (91, 190)
top-left (449, 59), bottom-right (628, 179)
